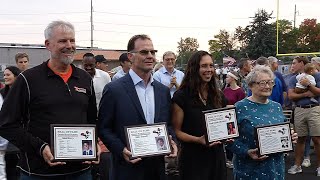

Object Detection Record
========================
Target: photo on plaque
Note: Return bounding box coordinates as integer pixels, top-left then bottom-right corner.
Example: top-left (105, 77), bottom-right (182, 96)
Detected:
top-left (125, 123), bottom-right (171, 158)
top-left (50, 124), bottom-right (97, 161)
top-left (255, 122), bottom-right (293, 156)
top-left (155, 136), bottom-right (167, 151)
top-left (82, 140), bottom-right (93, 155)
top-left (203, 107), bottom-right (239, 143)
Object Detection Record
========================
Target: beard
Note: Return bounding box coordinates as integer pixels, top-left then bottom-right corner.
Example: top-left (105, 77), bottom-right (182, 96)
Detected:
top-left (51, 48), bottom-right (75, 65)
top-left (60, 56), bottom-right (74, 65)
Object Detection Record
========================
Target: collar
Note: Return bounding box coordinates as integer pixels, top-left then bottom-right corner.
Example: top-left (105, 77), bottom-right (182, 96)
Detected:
top-left (129, 69), bottom-right (154, 86)
top-left (94, 68), bottom-right (102, 78)
top-left (45, 60), bottom-right (80, 79)
top-left (159, 67), bottom-right (176, 75)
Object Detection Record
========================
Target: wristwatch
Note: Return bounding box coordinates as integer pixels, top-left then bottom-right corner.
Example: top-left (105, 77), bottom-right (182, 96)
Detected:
top-left (307, 83), bottom-right (312, 88)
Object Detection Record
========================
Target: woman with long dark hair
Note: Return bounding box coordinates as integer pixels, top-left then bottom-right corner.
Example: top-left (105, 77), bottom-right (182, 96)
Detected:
top-left (0, 66), bottom-right (21, 98)
top-left (172, 50), bottom-right (227, 180)
top-left (0, 66), bottom-right (21, 180)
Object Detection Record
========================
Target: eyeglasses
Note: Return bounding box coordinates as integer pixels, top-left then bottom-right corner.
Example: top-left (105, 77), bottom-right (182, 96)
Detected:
top-left (253, 80), bottom-right (275, 87)
top-left (164, 58), bottom-right (176, 62)
top-left (130, 50), bottom-right (158, 56)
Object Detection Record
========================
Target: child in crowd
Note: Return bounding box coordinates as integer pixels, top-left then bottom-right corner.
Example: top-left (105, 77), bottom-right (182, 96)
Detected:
top-left (295, 63), bottom-right (318, 103)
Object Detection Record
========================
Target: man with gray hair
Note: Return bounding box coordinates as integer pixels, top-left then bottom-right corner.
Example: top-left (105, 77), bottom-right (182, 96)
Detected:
top-left (250, 56), bottom-right (284, 105)
top-left (0, 21), bottom-right (97, 179)
top-left (153, 51), bottom-right (184, 97)
top-left (268, 56), bottom-right (287, 100)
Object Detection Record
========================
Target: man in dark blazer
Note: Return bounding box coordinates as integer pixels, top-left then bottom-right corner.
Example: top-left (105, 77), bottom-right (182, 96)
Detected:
top-left (98, 34), bottom-right (177, 180)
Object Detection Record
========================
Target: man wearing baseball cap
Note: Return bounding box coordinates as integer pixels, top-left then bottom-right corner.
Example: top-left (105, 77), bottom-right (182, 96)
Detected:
top-left (112, 53), bottom-right (132, 81)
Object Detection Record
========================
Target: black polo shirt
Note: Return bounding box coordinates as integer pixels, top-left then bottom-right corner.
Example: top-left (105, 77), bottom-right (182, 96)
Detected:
top-left (0, 61), bottom-right (97, 176)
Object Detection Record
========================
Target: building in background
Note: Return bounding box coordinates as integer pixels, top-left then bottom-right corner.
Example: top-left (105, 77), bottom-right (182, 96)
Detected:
top-left (0, 43), bottom-right (126, 82)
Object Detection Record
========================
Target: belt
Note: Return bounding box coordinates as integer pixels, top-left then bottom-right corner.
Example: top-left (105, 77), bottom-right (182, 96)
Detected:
top-left (296, 104), bottom-right (320, 108)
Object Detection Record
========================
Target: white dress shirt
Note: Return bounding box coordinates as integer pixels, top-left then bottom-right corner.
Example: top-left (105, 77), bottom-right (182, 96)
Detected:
top-left (93, 69), bottom-right (111, 109)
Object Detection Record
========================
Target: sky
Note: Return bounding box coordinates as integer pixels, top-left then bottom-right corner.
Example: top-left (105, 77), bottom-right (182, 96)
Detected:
top-left (0, 0), bottom-right (319, 60)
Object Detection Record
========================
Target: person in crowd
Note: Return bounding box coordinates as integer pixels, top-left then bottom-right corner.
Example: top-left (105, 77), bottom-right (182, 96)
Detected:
top-left (223, 70), bottom-right (245, 168)
top-left (95, 55), bottom-right (109, 72)
top-left (215, 64), bottom-right (222, 80)
top-left (302, 57), bottom-right (320, 168)
top-left (222, 65), bottom-right (229, 85)
top-left (15, 52), bottom-right (29, 71)
top-left (98, 34), bottom-right (177, 180)
top-left (112, 53), bottom-right (132, 81)
top-left (171, 50), bottom-right (228, 180)
top-left (311, 57), bottom-right (320, 70)
top-left (153, 51), bottom-right (184, 97)
top-left (0, 20), bottom-right (98, 179)
top-left (238, 58), bottom-right (252, 96)
top-left (153, 62), bottom-right (163, 73)
top-left (0, 66), bottom-right (21, 180)
top-left (268, 56), bottom-right (287, 103)
top-left (83, 52), bottom-right (111, 109)
top-left (227, 65), bottom-right (298, 179)
top-left (223, 71), bottom-right (245, 105)
top-left (82, 52), bottom-right (111, 180)
top-left (0, 66), bottom-right (21, 98)
top-left (0, 94), bottom-right (7, 180)
top-left (294, 63), bottom-right (318, 103)
top-left (283, 65), bottom-right (296, 109)
top-left (288, 56), bottom-right (320, 176)
top-left (249, 57), bottom-right (284, 105)
top-left (153, 51), bottom-right (183, 177)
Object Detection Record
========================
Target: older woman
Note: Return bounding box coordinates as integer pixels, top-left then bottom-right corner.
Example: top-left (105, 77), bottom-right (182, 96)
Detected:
top-left (227, 65), bottom-right (297, 180)
top-left (172, 50), bottom-right (227, 180)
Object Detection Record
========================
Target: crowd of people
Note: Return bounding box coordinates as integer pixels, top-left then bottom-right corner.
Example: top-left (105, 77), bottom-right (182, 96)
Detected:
top-left (0, 20), bottom-right (318, 180)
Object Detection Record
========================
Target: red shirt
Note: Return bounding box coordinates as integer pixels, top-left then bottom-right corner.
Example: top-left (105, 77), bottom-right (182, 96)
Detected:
top-left (223, 87), bottom-right (245, 105)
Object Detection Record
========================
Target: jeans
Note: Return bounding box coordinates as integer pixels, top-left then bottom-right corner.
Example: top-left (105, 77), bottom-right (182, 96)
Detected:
top-left (20, 169), bottom-right (92, 180)
top-left (304, 136), bottom-right (311, 158)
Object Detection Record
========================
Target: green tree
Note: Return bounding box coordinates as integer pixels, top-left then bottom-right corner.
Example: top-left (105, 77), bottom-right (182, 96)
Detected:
top-left (209, 30), bottom-right (243, 63)
top-left (272, 19), bottom-right (300, 54)
top-left (176, 37), bottom-right (199, 67)
top-left (236, 9), bottom-right (276, 59)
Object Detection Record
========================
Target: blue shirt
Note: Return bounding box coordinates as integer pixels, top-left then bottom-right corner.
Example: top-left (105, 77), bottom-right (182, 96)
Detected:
top-left (274, 71), bottom-right (287, 92)
top-left (112, 68), bottom-right (127, 81)
top-left (227, 98), bottom-right (285, 180)
top-left (153, 67), bottom-right (184, 97)
top-left (283, 73), bottom-right (296, 108)
top-left (288, 72), bottom-right (320, 106)
top-left (129, 69), bottom-right (155, 124)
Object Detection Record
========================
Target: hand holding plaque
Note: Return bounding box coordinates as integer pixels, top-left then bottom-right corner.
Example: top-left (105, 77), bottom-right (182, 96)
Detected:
top-left (50, 124), bottom-right (97, 162)
top-left (255, 122), bottom-right (293, 156)
top-left (203, 107), bottom-right (239, 143)
top-left (124, 123), bottom-right (171, 158)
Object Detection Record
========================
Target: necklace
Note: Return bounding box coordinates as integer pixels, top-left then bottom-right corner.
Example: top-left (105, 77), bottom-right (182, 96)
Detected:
top-left (199, 93), bottom-right (207, 106)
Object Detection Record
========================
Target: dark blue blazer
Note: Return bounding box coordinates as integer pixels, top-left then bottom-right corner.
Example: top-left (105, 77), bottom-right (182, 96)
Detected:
top-left (83, 150), bottom-right (93, 155)
top-left (98, 74), bottom-right (172, 180)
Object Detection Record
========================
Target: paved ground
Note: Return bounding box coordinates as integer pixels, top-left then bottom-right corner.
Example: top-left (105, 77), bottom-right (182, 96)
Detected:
top-left (226, 149), bottom-right (320, 180)
top-left (167, 149), bottom-right (320, 180)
